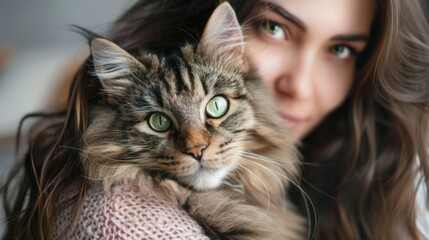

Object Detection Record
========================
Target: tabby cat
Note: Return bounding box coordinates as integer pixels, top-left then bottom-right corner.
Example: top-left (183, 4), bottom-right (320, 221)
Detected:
top-left (74, 2), bottom-right (305, 239)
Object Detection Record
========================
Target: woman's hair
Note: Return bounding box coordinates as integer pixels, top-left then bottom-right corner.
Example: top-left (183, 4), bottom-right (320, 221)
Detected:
top-left (298, 0), bottom-right (429, 239)
top-left (2, 0), bottom-right (429, 239)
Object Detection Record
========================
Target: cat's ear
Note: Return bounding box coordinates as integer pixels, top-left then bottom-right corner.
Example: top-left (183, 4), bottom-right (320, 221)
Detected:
top-left (197, 2), bottom-right (247, 71)
top-left (90, 38), bottom-right (145, 104)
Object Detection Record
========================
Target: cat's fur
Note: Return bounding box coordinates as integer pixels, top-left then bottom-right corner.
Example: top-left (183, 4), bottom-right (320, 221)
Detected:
top-left (78, 3), bottom-right (305, 239)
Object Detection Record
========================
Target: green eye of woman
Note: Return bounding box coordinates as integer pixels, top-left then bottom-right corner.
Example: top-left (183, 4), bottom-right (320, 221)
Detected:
top-left (148, 112), bottom-right (171, 132)
top-left (330, 45), bottom-right (352, 59)
top-left (206, 96), bottom-right (229, 118)
top-left (263, 20), bottom-right (285, 39)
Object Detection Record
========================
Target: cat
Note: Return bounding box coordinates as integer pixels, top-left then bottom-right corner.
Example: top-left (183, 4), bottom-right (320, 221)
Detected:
top-left (72, 2), bottom-right (306, 239)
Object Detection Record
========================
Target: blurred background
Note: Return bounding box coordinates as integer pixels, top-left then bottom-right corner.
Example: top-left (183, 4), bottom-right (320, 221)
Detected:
top-left (0, 0), bottom-right (136, 234)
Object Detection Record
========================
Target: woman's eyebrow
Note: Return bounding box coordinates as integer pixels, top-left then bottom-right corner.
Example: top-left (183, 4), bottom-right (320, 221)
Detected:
top-left (331, 34), bottom-right (369, 42)
top-left (263, 1), bottom-right (306, 31)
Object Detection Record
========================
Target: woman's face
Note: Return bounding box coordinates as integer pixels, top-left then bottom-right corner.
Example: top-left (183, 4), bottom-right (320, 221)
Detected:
top-left (246, 0), bottom-right (375, 141)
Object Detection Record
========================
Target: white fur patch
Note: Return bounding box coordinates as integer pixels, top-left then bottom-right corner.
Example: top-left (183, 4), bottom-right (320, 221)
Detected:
top-left (182, 167), bottom-right (232, 190)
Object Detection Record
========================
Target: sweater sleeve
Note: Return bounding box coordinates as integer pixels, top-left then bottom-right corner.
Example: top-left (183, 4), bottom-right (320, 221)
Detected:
top-left (56, 184), bottom-right (209, 240)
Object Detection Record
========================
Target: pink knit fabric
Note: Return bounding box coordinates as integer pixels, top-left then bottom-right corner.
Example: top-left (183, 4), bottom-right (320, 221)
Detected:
top-left (55, 184), bottom-right (209, 239)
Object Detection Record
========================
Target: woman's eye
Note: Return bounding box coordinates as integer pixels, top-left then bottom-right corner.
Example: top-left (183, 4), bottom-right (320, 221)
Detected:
top-left (330, 45), bottom-right (353, 60)
top-left (148, 112), bottom-right (171, 132)
top-left (262, 20), bottom-right (285, 39)
top-left (206, 96), bottom-right (229, 118)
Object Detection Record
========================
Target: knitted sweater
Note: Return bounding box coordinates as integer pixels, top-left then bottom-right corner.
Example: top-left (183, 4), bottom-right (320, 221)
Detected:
top-left (55, 184), bottom-right (209, 239)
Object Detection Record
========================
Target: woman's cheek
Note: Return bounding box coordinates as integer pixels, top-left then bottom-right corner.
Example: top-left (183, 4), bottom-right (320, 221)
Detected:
top-left (315, 64), bottom-right (354, 114)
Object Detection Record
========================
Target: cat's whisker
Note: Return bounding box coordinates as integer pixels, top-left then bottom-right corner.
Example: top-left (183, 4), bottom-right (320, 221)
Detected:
top-left (238, 160), bottom-right (316, 234)
top-left (240, 157), bottom-right (293, 186)
top-left (241, 152), bottom-right (298, 188)
top-left (242, 149), bottom-right (320, 167)
top-left (241, 151), bottom-right (323, 216)
top-left (242, 151), bottom-right (298, 172)
top-left (242, 154), bottom-right (316, 227)
top-left (235, 163), bottom-right (271, 220)
top-left (239, 154), bottom-right (318, 230)
top-left (239, 157), bottom-right (286, 197)
top-left (240, 152), bottom-right (297, 190)
top-left (227, 168), bottom-right (245, 194)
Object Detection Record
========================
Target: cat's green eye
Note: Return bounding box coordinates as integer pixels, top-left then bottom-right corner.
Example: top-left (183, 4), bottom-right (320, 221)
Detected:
top-left (148, 112), bottom-right (171, 132)
top-left (206, 96), bottom-right (229, 118)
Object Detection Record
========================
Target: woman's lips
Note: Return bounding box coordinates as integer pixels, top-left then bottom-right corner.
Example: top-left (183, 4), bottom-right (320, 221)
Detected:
top-left (280, 112), bottom-right (306, 128)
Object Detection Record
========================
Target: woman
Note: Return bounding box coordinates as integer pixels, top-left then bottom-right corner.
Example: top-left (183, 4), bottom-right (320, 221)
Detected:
top-left (3, 0), bottom-right (429, 239)
top-left (112, 0), bottom-right (429, 238)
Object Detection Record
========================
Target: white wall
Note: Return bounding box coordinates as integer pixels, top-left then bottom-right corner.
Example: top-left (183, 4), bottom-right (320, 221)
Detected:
top-left (0, 0), bottom-right (136, 136)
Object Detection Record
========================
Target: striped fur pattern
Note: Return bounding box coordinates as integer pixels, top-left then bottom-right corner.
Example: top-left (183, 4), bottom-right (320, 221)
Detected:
top-left (81, 3), bottom-right (305, 239)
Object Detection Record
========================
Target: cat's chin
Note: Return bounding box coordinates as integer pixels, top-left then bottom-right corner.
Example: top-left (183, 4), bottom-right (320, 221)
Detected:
top-left (179, 167), bottom-right (232, 191)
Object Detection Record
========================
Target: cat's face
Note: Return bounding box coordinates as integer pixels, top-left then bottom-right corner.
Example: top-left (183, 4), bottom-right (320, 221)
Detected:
top-left (97, 49), bottom-right (255, 190)
top-left (83, 3), bottom-right (265, 190)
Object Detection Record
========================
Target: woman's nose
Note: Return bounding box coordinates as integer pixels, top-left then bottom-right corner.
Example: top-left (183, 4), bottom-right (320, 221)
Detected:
top-left (275, 53), bottom-right (315, 100)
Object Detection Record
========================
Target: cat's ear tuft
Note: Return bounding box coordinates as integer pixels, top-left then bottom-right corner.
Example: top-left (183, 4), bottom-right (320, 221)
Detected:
top-left (198, 2), bottom-right (247, 71)
top-left (90, 38), bottom-right (144, 104)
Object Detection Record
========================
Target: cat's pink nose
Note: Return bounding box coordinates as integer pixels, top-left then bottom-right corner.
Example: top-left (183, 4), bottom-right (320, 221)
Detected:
top-left (186, 145), bottom-right (207, 161)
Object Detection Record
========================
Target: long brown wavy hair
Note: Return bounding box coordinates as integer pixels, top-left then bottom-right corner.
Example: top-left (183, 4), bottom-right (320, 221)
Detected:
top-left (2, 0), bottom-right (429, 239)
